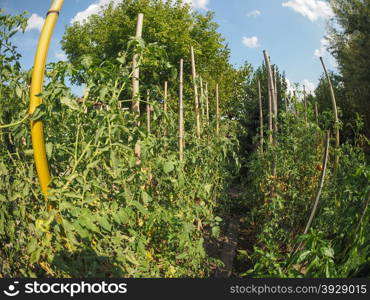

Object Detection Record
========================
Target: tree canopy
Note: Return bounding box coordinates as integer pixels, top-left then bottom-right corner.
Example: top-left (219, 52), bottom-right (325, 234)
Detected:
top-left (328, 0), bottom-right (370, 138)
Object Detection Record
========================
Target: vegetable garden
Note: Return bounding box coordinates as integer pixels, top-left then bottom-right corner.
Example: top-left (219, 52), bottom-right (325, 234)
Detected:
top-left (0, 0), bottom-right (369, 278)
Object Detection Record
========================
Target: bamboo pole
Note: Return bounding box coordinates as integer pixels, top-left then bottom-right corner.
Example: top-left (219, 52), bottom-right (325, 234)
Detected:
top-left (303, 130), bottom-right (330, 234)
top-left (146, 90), bottom-right (151, 135)
top-left (263, 51), bottom-right (277, 195)
top-left (132, 13), bottom-right (144, 164)
top-left (263, 51), bottom-right (275, 144)
top-left (29, 0), bottom-right (65, 198)
top-left (190, 46), bottom-right (201, 138)
top-left (179, 59), bottom-right (184, 161)
top-left (320, 57), bottom-right (340, 148)
top-left (216, 83), bottom-right (220, 136)
top-left (273, 65), bottom-right (278, 131)
top-left (205, 82), bottom-right (209, 124)
top-left (132, 13), bottom-right (144, 114)
top-left (258, 80), bottom-right (264, 152)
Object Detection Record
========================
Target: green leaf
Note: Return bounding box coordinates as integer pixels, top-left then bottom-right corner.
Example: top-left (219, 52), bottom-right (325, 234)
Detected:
top-left (141, 191), bottom-right (152, 203)
top-left (60, 97), bottom-right (81, 111)
top-left (163, 161), bottom-right (174, 174)
top-left (81, 55), bottom-right (93, 68)
top-left (27, 239), bottom-right (38, 254)
top-left (176, 253), bottom-right (188, 260)
top-left (30, 104), bottom-right (46, 121)
top-left (30, 248), bottom-right (41, 263)
top-left (130, 201), bottom-right (148, 215)
top-left (46, 143), bottom-right (53, 158)
top-left (97, 216), bottom-right (112, 232)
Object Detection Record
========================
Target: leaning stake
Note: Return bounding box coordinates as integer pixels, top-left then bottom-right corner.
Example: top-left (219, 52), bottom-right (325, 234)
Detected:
top-left (29, 0), bottom-right (65, 197)
top-left (303, 130), bottom-right (330, 235)
top-left (320, 57), bottom-right (339, 148)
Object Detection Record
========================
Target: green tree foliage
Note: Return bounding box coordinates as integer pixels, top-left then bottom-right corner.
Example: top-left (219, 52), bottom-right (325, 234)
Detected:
top-left (328, 0), bottom-right (370, 138)
top-left (62, 0), bottom-right (232, 103)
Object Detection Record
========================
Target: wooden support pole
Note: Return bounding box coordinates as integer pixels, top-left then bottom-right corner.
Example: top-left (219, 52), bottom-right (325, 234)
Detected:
top-left (132, 13), bottom-right (143, 164)
top-left (258, 80), bottom-right (264, 152)
top-left (190, 46), bottom-right (201, 138)
top-left (179, 59), bottom-right (184, 161)
top-left (263, 51), bottom-right (275, 144)
top-left (273, 65), bottom-right (278, 131)
top-left (216, 83), bottom-right (220, 136)
top-left (132, 13), bottom-right (144, 114)
top-left (146, 90), bottom-right (151, 135)
top-left (303, 130), bottom-right (330, 235)
top-left (315, 102), bottom-right (319, 124)
top-left (205, 82), bottom-right (209, 124)
top-left (320, 56), bottom-right (340, 148)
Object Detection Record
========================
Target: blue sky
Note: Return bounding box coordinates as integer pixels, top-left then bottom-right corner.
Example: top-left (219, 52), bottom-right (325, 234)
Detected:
top-left (0, 0), bottom-right (337, 95)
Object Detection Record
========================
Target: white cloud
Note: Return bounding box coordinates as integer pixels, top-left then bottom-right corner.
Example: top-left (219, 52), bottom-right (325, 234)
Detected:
top-left (242, 36), bottom-right (260, 48)
top-left (282, 0), bottom-right (334, 22)
top-left (71, 0), bottom-right (123, 24)
top-left (247, 10), bottom-right (261, 17)
top-left (71, 0), bottom-right (210, 24)
top-left (26, 14), bottom-right (44, 32)
top-left (313, 37), bottom-right (338, 67)
top-left (55, 51), bottom-right (68, 61)
top-left (313, 38), bottom-right (329, 58)
top-left (303, 79), bottom-right (316, 94)
top-left (184, 0), bottom-right (209, 10)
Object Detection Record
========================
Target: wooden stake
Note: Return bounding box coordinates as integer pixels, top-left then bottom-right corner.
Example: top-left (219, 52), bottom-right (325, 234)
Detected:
top-left (205, 82), bottom-right (209, 124)
top-left (179, 59), bottom-right (184, 161)
top-left (216, 83), bottom-right (220, 136)
top-left (273, 65), bottom-right (278, 131)
top-left (190, 46), bottom-right (201, 138)
top-left (132, 13), bottom-right (144, 114)
top-left (258, 80), bottom-right (264, 152)
top-left (146, 90), bottom-right (151, 135)
top-left (303, 130), bottom-right (330, 235)
top-left (315, 102), bottom-right (319, 124)
top-left (263, 51), bottom-right (275, 144)
top-left (320, 57), bottom-right (340, 148)
top-left (132, 13), bottom-right (143, 164)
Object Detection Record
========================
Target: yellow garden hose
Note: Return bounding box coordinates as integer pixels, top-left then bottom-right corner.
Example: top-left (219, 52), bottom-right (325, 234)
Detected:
top-left (29, 0), bottom-right (64, 197)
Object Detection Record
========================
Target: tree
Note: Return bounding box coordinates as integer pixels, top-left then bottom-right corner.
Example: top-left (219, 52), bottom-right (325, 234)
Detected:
top-left (328, 0), bottom-right (370, 139)
top-left (61, 0), bottom-right (232, 107)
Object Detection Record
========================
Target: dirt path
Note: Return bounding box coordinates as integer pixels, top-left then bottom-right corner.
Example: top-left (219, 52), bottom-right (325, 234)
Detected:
top-left (204, 184), bottom-right (256, 277)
